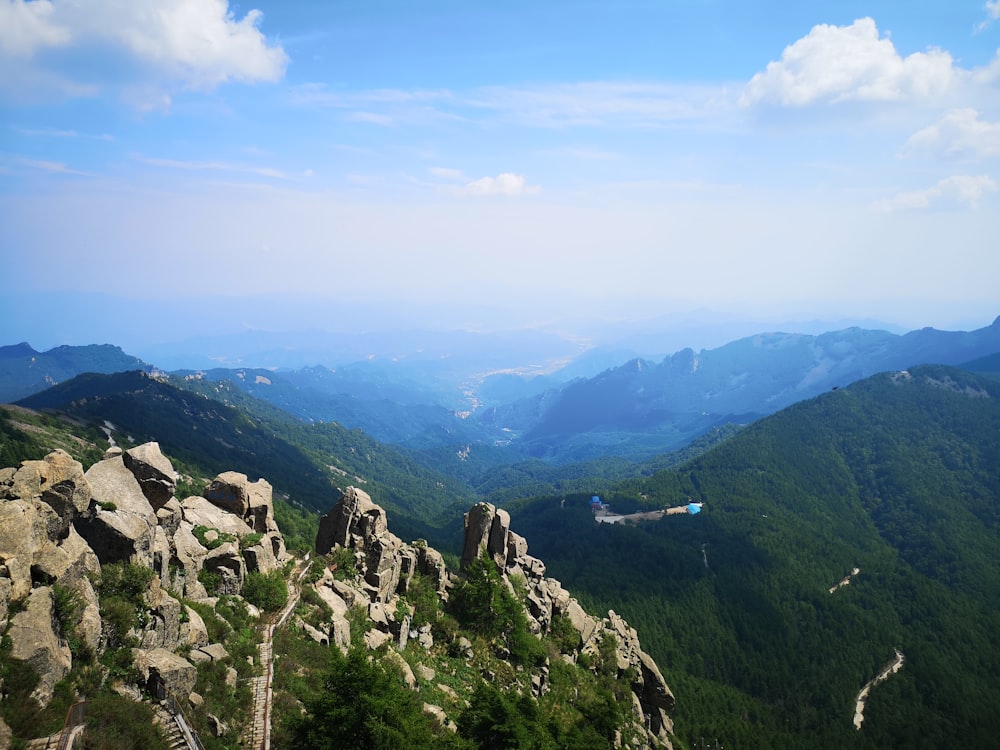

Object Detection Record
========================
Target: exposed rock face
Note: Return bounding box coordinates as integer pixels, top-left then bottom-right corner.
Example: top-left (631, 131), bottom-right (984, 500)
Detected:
top-left (10, 450), bottom-right (92, 540)
top-left (312, 490), bottom-right (675, 748)
top-left (200, 472), bottom-right (286, 567)
top-left (0, 444), bottom-right (289, 716)
top-left (204, 471), bottom-right (252, 516)
top-left (317, 486), bottom-right (387, 553)
top-left (133, 648), bottom-right (197, 699)
top-left (316, 487), bottom-right (410, 603)
top-left (459, 501), bottom-right (675, 748)
top-left (181, 495), bottom-right (254, 537)
top-left (7, 587), bottom-right (72, 706)
top-left (313, 487), bottom-right (455, 654)
top-left (204, 542), bottom-right (246, 596)
top-left (77, 455), bottom-right (157, 567)
top-left (122, 443), bottom-right (176, 510)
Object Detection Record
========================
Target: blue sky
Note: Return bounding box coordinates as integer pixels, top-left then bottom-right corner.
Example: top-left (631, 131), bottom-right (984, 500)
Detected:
top-left (1, 0), bottom-right (999, 351)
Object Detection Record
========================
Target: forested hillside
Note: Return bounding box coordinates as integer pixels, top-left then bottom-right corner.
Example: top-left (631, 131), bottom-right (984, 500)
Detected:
top-left (508, 365), bottom-right (1000, 749)
top-left (15, 371), bottom-right (474, 542)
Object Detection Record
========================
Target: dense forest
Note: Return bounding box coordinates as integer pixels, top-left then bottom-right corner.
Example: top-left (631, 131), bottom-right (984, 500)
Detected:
top-left (507, 365), bottom-right (1000, 748)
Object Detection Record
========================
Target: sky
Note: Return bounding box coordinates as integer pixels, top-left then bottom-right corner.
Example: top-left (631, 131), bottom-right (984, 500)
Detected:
top-left (1, 0), bottom-right (999, 353)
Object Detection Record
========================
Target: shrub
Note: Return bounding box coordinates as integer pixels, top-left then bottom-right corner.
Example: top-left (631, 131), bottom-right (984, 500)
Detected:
top-left (240, 532), bottom-right (264, 549)
top-left (193, 525), bottom-right (237, 550)
top-left (242, 571), bottom-right (288, 613)
top-left (326, 547), bottom-right (358, 581)
top-left (84, 692), bottom-right (169, 749)
top-left (198, 568), bottom-right (222, 596)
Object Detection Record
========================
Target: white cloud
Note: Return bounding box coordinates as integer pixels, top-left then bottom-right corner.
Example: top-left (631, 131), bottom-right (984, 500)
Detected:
top-left (976, 1), bottom-right (1000, 31)
top-left (0, 0), bottom-right (69, 56)
top-left (429, 166), bottom-right (466, 181)
top-left (14, 126), bottom-right (113, 140)
top-left (873, 175), bottom-right (998, 212)
top-left (741, 18), bottom-right (956, 107)
top-left (904, 109), bottom-right (1000, 158)
top-left (103, 0), bottom-right (287, 89)
top-left (0, 0), bottom-right (286, 100)
top-left (135, 154), bottom-right (293, 180)
top-left (461, 173), bottom-right (540, 197)
top-left (290, 81), bottom-right (728, 130)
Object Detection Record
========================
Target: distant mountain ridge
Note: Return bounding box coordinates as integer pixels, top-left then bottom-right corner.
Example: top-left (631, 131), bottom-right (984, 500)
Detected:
top-left (499, 316), bottom-right (1000, 461)
top-left (0, 342), bottom-right (151, 403)
top-left (4, 317), bottom-right (999, 464)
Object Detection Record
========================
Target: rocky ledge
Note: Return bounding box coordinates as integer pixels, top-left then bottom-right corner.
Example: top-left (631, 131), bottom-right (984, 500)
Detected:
top-left (314, 488), bottom-right (676, 748)
top-left (0, 444), bottom-right (288, 713)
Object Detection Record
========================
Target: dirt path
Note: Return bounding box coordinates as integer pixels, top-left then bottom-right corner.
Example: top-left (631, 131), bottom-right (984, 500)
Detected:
top-left (853, 649), bottom-right (904, 730)
top-left (829, 567), bottom-right (861, 594)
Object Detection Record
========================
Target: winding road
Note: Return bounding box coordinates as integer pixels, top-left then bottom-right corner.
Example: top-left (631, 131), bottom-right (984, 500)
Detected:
top-left (853, 649), bottom-right (905, 730)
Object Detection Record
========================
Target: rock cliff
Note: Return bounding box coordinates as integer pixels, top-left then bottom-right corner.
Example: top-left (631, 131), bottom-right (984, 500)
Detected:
top-left (314, 487), bottom-right (676, 748)
top-left (0, 443), bottom-right (288, 720)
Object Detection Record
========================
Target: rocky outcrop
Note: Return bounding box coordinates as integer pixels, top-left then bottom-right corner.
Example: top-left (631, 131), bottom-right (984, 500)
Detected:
top-left (76, 455), bottom-right (157, 567)
top-left (0, 445), bottom-right (289, 719)
top-left (199, 471), bottom-right (286, 566)
top-left (1, 449), bottom-right (92, 540)
top-left (311, 490), bottom-right (675, 749)
top-left (7, 586), bottom-right (72, 706)
top-left (123, 443), bottom-right (176, 511)
top-left (459, 501), bottom-right (675, 746)
top-left (133, 647), bottom-right (197, 699)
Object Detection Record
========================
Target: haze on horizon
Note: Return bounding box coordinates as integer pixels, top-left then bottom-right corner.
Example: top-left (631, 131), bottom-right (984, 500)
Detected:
top-left (1, 0), bottom-right (998, 355)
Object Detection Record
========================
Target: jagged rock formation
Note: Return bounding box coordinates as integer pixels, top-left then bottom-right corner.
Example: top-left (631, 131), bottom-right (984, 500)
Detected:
top-left (461, 501), bottom-right (676, 744)
top-left (313, 488), bottom-right (675, 749)
top-left (0, 443), bottom-right (289, 720)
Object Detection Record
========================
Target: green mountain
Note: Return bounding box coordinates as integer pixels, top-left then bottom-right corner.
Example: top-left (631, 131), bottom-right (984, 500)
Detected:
top-left (9, 358), bottom-right (1000, 748)
top-left (15, 371), bottom-right (474, 541)
top-left (506, 364), bottom-right (1000, 748)
top-left (0, 342), bottom-right (151, 403)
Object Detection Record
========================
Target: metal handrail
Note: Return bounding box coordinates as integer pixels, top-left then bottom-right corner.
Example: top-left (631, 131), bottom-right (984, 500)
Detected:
top-left (152, 676), bottom-right (206, 750)
top-left (56, 701), bottom-right (89, 750)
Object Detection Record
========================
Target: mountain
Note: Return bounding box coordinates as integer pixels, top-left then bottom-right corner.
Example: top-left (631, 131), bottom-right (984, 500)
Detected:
top-left (0, 342), bottom-right (151, 403)
top-left (506, 364), bottom-right (1000, 748)
top-left (0, 435), bottom-right (675, 749)
top-left (14, 371), bottom-right (473, 540)
top-left (502, 317), bottom-right (1000, 462)
top-left (172, 366), bottom-right (495, 449)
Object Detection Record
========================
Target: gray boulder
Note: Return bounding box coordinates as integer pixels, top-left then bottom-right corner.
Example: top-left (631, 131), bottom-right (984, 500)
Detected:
top-left (204, 471), bottom-right (252, 516)
top-left (76, 455), bottom-right (156, 566)
top-left (7, 587), bottom-right (72, 706)
top-left (460, 502), bottom-right (495, 569)
top-left (123, 442), bottom-right (176, 510)
top-left (203, 542), bottom-right (245, 596)
top-left (13, 450), bottom-right (91, 539)
top-left (133, 648), bottom-right (197, 699)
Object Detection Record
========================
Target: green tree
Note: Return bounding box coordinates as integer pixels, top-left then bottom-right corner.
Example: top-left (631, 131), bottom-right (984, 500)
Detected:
top-left (290, 646), bottom-right (451, 750)
top-left (242, 570), bottom-right (288, 613)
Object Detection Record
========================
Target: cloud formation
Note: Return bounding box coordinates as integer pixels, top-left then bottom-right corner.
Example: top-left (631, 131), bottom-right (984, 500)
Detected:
top-left (461, 173), bottom-right (540, 196)
top-left (741, 17), bottom-right (955, 106)
top-left (0, 0), bottom-right (287, 100)
top-left (976, 1), bottom-right (1000, 31)
top-left (873, 175), bottom-right (998, 212)
top-left (905, 109), bottom-right (1000, 158)
top-left (0, 0), bottom-right (68, 56)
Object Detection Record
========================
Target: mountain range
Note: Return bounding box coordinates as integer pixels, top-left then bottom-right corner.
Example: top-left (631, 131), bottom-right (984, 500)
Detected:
top-left (2, 318), bottom-right (999, 747)
top-left (5, 317), bottom-right (999, 465)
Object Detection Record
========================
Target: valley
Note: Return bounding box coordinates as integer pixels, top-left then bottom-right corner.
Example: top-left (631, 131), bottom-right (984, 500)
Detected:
top-left (1, 318), bottom-right (999, 749)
